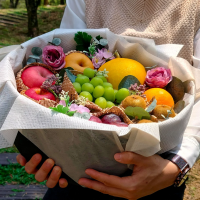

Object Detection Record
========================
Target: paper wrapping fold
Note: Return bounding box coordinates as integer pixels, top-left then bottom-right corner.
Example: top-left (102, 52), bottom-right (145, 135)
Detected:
top-left (0, 29), bottom-right (199, 182)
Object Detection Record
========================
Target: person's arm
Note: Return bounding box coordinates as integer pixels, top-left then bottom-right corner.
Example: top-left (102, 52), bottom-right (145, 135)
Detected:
top-left (60, 0), bottom-right (86, 29)
top-left (193, 28), bottom-right (200, 69)
top-left (167, 28), bottom-right (200, 167)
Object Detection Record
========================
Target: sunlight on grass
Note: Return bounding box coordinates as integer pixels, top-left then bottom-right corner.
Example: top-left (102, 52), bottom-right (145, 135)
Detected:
top-left (0, 5), bottom-right (65, 46)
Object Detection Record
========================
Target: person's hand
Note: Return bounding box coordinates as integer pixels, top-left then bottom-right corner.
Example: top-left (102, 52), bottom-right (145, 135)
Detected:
top-left (16, 154), bottom-right (68, 188)
top-left (78, 152), bottom-right (180, 200)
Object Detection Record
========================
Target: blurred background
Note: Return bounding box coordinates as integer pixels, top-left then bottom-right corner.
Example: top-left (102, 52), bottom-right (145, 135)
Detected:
top-left (0, 0), bottom-right (65, 48)
top-left (0, 0), bottom-right (200, 199)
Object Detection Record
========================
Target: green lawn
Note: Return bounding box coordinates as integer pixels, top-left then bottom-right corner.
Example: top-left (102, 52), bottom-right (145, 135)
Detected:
top-left (0, 5), bottom-right (65, 47)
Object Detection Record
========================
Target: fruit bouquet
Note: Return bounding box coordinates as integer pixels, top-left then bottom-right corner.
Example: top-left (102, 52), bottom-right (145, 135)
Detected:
top-left (0, 29), bottom-right (198, 182)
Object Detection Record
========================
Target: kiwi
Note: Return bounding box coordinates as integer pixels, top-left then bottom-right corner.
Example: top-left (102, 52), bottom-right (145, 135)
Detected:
top-left (166, 76), bottom-right (185, 103)
top-left (152, 105), bottom-right (176, 119)
top-left (121, 95), bottom-right (146, 109)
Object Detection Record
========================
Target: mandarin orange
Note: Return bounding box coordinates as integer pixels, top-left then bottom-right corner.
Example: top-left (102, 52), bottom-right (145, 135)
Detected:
top-left (98, 58), bottom-right (146, 89)
top-left (144, 88), bottom-right (174, 107)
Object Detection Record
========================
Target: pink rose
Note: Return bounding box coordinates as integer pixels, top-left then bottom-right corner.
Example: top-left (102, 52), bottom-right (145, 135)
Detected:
top-left (42, 45), bottom-right (65, 70)
top-left (145, 67), bottom-right (172, 88)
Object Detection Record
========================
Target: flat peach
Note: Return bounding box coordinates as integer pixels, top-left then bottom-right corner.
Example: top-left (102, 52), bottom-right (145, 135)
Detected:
top-left (64, 51), bottom-right (94, 72)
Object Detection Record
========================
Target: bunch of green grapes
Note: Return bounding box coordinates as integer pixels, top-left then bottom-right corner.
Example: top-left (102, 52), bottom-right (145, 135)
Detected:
top-left (73, 68), bottom-right (129, 109)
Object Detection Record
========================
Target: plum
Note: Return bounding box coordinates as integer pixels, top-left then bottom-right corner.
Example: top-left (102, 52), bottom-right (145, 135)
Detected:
top-left (89, 116), bottom-right (102, 123)
top-left (111, 122), bottom-right (129, 127)
top-left (101, 114), bottom-right (121, 124)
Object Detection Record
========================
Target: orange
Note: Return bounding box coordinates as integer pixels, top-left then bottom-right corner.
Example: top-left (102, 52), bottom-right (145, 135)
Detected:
top-left (144, 88), bottom-right (174, 107)
top-left (98, 58), bottom-right (146, 89)
top-left (64, 52), bottom-right (94, 72)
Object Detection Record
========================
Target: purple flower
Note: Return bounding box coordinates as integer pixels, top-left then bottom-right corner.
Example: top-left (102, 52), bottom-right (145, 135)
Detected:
top-left (92, 48), bottom-right (115, 69)
top-left (69, 104), bottom-right (90, 113)
top-left (42, 45), bottom-right (65, 70)
top-left (41, 75), bottom-right (62, 95)
top-left (98, 48), bottom-right (115, 59)
top-left (145, 67), bottom-right (172, 88)
top-left (92, 54), bottom-right (106, 69)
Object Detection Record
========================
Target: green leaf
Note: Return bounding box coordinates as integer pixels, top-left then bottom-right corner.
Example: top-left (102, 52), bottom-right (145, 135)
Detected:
top-left (66, 67), bottom-right (74, 70)
top-left (118, 75), bottom-right (140, 90)
top-left (31, 47), bottom-right (42, 56)
top-left (52, 38), bottom-right (61, 46)
top-left (59, 67), bottom-right (74, 83)
top-left (145, 64), bottom-right (157, 71)
top-left (27, 57), bottom-right (36, 65)
top-left (99, 39), bottom-right (108, 46)
top-left (62, 106), bottom-right (69, 113)
top-left (80, 112), bottom-right (91, 120)
top-left (59, 68), bottom-right (66, 83)
top-left (67, 111), bottom-right (76, 116)
top-left (125, 106), bottom-right (150, 120)
top-left (73, 112), bottom-right (90, 120)
top-left (96, 35), bottom-right (103, 40)
top-left (29, 55), bottom-right (40, 60)
top-left (145, 99), bottom-right (157, 113)
top-left (66, 69), bottom-right (77, 83)
top-left (74, 32), bottom-right (92, 51)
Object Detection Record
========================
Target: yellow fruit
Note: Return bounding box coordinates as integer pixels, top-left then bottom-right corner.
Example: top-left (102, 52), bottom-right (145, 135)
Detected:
top-left (98, 58), bottom-right (146, 89)
top-left (144, 88), bottom-right (174, 107)
top-left (64, 52), bottom-right (94, 72)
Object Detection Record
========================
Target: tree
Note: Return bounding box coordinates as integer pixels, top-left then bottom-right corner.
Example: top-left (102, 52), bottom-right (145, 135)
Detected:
top-left (60, 0), bottom-right (65, 5)
top-left (10, 0), bottom-right (19, 8)
top-left (44, 0), bottom-right (48, 5)
top-left (25, 0), bottom-right (41, 37)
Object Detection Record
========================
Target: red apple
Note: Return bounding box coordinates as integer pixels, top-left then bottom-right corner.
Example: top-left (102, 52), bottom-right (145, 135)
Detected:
top-left (21, 66), bottom-right (54, 88)
top-left (25, 87), bottom-right (55, 101)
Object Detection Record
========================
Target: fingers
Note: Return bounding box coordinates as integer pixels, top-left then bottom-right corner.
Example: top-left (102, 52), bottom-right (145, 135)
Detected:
top-left (78, 178), bottom-right (127, 199)
top-left (84, 169), bottom-right (131, 190)
top-left (114, 152), bottom-right (145, 165)
top-left (16, 154), bottom-right (27, 166)
top-left (25, 154), bottom-right (42, 174)
top-left (59, 178), bottom-right (68, 188)
top-left (46, 166), bottom-right (63, 188)
top-left (35, 158), bottom-right (55, 182)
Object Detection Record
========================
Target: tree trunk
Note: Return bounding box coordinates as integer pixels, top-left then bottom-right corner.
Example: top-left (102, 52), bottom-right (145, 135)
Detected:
top-left (14, 0), bottom-right (19, 8)
top-left (44, 0), bottom-right (48, 5)
top-left (10, 0), bottom-right (14, 8)
top-left (10, 0), bottom-right (19, 8)
top-left (25, 0), bottom-right (41, 37)
top-left (60, 0), bottom-right (65, 5)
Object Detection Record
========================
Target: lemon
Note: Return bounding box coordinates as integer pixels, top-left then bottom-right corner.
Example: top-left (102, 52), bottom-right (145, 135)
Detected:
top-left (98, 58), bottom-right (146, 89)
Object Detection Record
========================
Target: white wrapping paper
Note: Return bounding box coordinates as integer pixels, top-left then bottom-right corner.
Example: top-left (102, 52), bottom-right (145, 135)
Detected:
top-left (0, 29), bottom-right (199, 183)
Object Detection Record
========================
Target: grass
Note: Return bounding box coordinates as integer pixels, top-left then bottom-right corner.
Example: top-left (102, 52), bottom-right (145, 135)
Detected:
top-left (0, 5), bottom-right (65, 46)
top-left (0, 163), bottom-right (46, 185)
top-left (0, 146), bottom-right (19, 153)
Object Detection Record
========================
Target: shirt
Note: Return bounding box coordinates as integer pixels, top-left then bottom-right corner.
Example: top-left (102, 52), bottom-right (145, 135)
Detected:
top-left (60, 0), bottom-right (200, 168)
